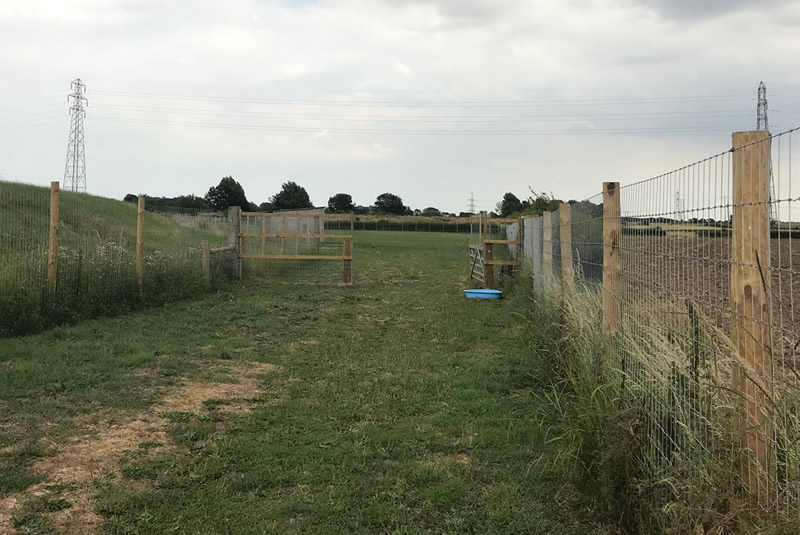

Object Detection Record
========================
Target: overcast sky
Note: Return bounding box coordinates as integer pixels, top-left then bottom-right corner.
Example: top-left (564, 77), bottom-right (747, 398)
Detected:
top-left (1, 0), bottom-right (800, 213)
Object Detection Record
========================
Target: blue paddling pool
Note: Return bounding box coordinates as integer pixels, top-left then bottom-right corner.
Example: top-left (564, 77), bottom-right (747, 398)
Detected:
top-left (464, 289), bottom-right (503, 300)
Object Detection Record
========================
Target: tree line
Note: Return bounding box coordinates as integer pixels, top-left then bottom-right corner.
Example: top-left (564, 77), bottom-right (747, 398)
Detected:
top-left (124, 177), bottom-right (464, 217)
top-left (125, 176), bottom-right (572, 218)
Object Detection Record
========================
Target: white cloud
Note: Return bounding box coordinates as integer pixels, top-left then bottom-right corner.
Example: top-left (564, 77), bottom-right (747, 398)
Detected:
top-left (394, 62), bottom-right (414, 77)
top-left (0, 0), bottom-right (799, 213)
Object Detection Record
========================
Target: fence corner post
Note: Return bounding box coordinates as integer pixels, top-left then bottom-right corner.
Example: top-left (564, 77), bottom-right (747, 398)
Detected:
top-left (229, 206), bottom-right (242, 279)
top-left (731, 130), bottom-right (773, 501)
top-left (47, 181), bottom-right (60, 293)
top-left (560, 203), bottom-right (574, 290)
top-left (602, 182), bottom-right (621, 335)
top-left (202, 240), bottom-right (211, 283)
top-left (136, 196), bottom-right (145, 294)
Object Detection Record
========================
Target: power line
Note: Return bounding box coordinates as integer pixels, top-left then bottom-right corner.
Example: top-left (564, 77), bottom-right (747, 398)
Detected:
top-left (87, 102), bottom-right (748, 123)
top-left (85, 115), bottom-right (749, 135)
top-left (91, 89), bottom-right (754, 108)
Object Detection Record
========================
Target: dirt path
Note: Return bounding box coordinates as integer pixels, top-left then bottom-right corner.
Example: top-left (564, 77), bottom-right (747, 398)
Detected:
top-left (0, 360), bottom-right (280, 534)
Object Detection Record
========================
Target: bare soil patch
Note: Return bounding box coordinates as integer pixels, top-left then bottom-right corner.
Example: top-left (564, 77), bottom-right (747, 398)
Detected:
top-left (0, 360), bottom-right (280, 534)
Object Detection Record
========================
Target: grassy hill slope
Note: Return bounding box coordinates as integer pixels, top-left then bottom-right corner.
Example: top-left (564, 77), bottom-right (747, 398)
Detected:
top-left (0, 181), bottom-right (231, 336)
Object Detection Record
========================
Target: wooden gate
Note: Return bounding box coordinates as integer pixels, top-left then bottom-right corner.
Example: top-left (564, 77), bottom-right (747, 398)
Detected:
top-left (469, 245), bottom-right (484, 284)
top-left (235, 209), bottom-right (354, 284)
top-left (468, 215), bottom-right (521, 288)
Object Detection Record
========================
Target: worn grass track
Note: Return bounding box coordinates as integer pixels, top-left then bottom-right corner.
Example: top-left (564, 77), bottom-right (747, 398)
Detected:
top-left (0, 231), bottom-right (608, 534)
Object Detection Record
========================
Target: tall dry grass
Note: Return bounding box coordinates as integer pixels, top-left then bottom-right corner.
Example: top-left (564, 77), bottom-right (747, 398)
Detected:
top-left (523, 276), bottom-right (800, 533)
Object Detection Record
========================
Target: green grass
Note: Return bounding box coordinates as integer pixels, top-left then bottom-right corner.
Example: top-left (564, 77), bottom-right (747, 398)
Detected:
top-left (0, 181), bottom-right (232, 336)
top-left (0, 230), bottom-right (609, 534)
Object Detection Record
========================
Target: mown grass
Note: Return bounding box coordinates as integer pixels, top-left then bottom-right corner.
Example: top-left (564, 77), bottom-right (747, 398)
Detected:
top-left (0, 231), bottom-right (609, 534)
top-left (0, 181), bottom-right (232, 336)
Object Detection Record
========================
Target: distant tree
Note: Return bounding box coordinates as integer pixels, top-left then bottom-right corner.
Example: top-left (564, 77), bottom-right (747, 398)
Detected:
top-left (374, 193), bottom-right (406, 215)
top-left (205, 176), bottom-right (249, 211)
top-left (498, 192), bottom-right (524, 217)
top-left (524, 190), bottom-right (563, 216)
top-left (421, 207), bottom-right (442, 217)
top-left (258, 201), bottom-right (274, 212)
top-left (270, 181), bottom-right (313, 210)
top-left (404, 206), bottom-right (413, 216)
top-left (458, 211), bottom-right (472, 218)
top-left (413, 209), bottom-right (422, 216)
top-left (327, 193), bottom-right (355, 213)
top-left (169, 194), bottom-right (209, 210)
top-left (354, 205), bottom-right (370, 215)
top-left (134, 193), bottom-right (211, 213)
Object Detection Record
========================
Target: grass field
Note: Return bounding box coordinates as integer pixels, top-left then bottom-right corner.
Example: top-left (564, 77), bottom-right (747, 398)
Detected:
top-left (0, 231), bottom-right (609, 534)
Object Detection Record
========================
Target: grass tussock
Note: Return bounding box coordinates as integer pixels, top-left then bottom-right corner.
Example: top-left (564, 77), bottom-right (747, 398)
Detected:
top-left (523, 280), bottom-right (800, 534)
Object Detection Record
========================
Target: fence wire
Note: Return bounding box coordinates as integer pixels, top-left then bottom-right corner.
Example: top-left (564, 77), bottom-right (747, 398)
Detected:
top-left (0, 185), bottom-right (234, 337)
top-left (353, 216), bottom-right (471, 233)
top-left (520, 126), bottom-right (800, 513)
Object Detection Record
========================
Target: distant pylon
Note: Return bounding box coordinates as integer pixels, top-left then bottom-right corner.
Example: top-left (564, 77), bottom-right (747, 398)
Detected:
top-left (468, 193), bottom-right (476, 214)
top-left (756, 81), bottom-right (776, 222)
top-left (757, 81), bottom-right (769, 131)
top-left (63, 78), bottom-right (88, 193)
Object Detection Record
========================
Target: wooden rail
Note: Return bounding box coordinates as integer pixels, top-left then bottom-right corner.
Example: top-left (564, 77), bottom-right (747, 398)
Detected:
top-left (483, 239), bottom-right (520, 245)
top-left (484, 260), bottom-right (520, 266)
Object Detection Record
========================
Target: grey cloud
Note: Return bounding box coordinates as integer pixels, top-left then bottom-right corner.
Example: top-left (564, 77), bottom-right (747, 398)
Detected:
top-left (629, 0), bottom-right (791, 20)
top-left (383, 0), bottom-right (526, 25)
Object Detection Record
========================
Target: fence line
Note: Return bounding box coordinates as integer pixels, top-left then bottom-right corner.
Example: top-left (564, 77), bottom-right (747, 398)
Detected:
top-left (0, 183), bottom-right (234, 337)
top-left (519, 127), bottom-right (800, 512)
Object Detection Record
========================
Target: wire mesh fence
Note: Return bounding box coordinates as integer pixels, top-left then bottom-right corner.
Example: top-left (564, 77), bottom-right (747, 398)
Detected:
top-left (0, 182), bottom-right (234, 337)
top-left (353, 217), bottom-right (472, 233)
top-left (520, 127), bottom-right (800, 512)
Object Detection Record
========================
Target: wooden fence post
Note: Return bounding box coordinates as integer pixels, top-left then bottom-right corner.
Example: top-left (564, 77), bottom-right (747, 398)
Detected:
top-left (542, 211), bottom-right (553, 285)
top-left (202, 240), bottom-right (210, 283)
top-left (560, 203), bottom-right (574, 290)
top-left (47, 181), bottom-right (60, 293)
top-left (343, 238), bottom-right (353, 285)
top-left (229, 206), bottom-right (241, 278)
top-left (136, 196), bottom-right (145, 293)
top-left (731, 130), bottom-right (773, 500)
top-left (484, 242), bottom-right (494, 289)
top-left (602, 182), bottom-right (621, 334)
